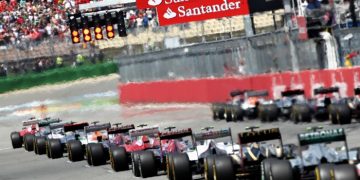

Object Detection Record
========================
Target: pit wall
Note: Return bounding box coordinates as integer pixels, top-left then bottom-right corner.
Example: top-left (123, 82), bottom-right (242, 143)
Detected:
top-left (119, 67), bottom-right (360, 103)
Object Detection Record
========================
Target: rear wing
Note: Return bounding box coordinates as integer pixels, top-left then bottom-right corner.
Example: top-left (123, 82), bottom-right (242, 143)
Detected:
top-left (108, 124), bottom-right (135, 134)
top-left (193, 128), bottom-right (231, 142)
top-left (354, 88), bottom-right (360, 95)
top-left (50, 122), bottom-right (71, 130)
top-left (238, 128), bottom-right (282, 144)
top-left (64, 122), bottom-right (89, 132)
top-left (314, 87), bottom-right (339, 95)
top-left (159, 128), bottom-right (193, 140)
top-left (230, 90), bottom-right (247, 97)
top-left (245, 90), bottom-right (269, 98)
top-left (281, 89), bottom-right (305, 97)
top-left (84, 123), bottom-right (111, 133)
top-left (129, 126), bottom-right (160, 138)
top-left (298, 128), bottom-right (346, 146)
top-left (22, 119), bottom-right (41, 126)
top-left (38, 119), bottom-right (61, 127)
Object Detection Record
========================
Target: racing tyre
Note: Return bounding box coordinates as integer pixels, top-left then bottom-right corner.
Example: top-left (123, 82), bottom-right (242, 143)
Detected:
top-left (166, 153), bottom-right (174, 180)
top-left (87, 143), bottom-right (106, 166)
top-left (224, 105), bottom-right (233, 122)
top-left (131, 152), bottom-right (141, 177)
top-left (23, 134), bottom-right (35, 152)
top-left (262, 158), bottom-right (277, 180)
top-left (267, 159), bottom-right (294, 180)
top-left (86, 144), bottom-right (94, 165)
top-left (67, 140), bottom-right (84, 162)
top-left (139, 151), bottom-right (157, 178)
top-left (315, 164), bottom-right (335, 180)
top-left (34, 136), bottom-right (46, 155)
top-left (231, 106), bottom-right (243, 121)
top-left (333, 164), bottom-right (358, 180)
top-left (10, 132), bottom-right (22, 149)
top-left (213, 155), bottom-right (235, 180)
top-left (292, 104), bottom-right (312, 123)
top-left (337, 104), bottom-right (352, 124)
top-left (110, 146), bottom-right (129, 171)
top-left (204, 156), bottom-right (215, 180)
top-left (172, 153), bottom-right (192, 180)
top-left (48, 139), bottom-right (63, 159)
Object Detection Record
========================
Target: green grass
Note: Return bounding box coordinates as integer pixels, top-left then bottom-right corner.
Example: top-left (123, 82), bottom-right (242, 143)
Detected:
top-left (0, 62), bottom-right (118, 94)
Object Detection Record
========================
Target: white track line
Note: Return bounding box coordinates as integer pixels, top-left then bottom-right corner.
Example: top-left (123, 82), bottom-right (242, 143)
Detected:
top-left (0, 147), bottom-right (11, 151)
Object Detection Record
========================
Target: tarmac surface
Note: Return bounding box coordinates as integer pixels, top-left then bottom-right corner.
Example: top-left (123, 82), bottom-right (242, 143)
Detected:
top-left (1, 74), bottom-right (360, 180)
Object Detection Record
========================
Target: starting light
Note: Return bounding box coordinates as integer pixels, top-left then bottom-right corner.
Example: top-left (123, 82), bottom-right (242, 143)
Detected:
top-left (117, 11), bottom-right (127, 37)
top-left (105, 13), bottom-right (115, 39)
top-left (82, 16), bottom-right (92, 42)
top-left (69, 15), bottom-right (80, 44)
top-left (93, 14), bottom-right (103, 40)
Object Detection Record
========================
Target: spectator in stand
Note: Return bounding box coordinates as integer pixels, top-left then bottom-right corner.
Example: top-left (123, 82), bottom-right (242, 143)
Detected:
top-left (0, 63), bottom-right (7, 77)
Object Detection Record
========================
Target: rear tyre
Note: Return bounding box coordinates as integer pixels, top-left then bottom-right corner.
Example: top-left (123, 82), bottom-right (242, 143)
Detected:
top-left (24, 134), bottom-right (35, 152)
top-left (10, 132), bottom-right (22, 149)
top-left (315, 164), bottom-right (335, 180)
top-left (131, 152), bottom-right (141, 177)
top-left (67, 140), bottom-right (84, 162)
top-left (166, 154), bottom-right (174, 180)
top-left (86, 143), bottom-right (94, 165)
top-left (334, 164), bottom-right (358, 180)
top-left (139, 151), bottom-right (157, 178)
top-left (213, 155), bottom-right (235, 180)
top-left (87, 143), bottom-right (106, 166)
top-left (268, 159), bottom-right (294, 180)
top-left (34, 136), bottom-right (46, 155)
top-left (292, 104), bottom-right (312, 123)
top-left (172, 153), bottom-right (192, 180)
top-left (110, 146), bottom-right (129, 171)
top-left (204, 156), bottom-right (215, 180)
top-left (262, 158), bottom-right (277, 180)
top-left (48, 139), bottom-right (63, 159)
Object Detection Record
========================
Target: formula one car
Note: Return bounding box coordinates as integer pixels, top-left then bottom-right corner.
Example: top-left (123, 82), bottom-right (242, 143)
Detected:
top-left (10, 117), bottom-right (40, 149)
top-left (107, 123), bottom-right (135, 171)
top-left (168, 127), bottom-right (240, 180)
top-left (289, 127), bottom-right (359, 180)
top-left (34, 121), bottom-right (69, 155)
top-left (207, 127), bottom-right (294, 180)
top-left (133, 126), bottom-right (194, 178)
top-left (211, 89), bottom-right (246, 121)
top-left (83, 122), bottom-right (112, 166)
top-left (276, 89), bottom-right (312, 123)
top-left (10, 117), bottom-right (60, 151)
top-left (310, 86), bottom-right (352, 124)
top-left (242, 90), bottom-right (279, 122)
top-left (46, 121), bottom-right (89, 160)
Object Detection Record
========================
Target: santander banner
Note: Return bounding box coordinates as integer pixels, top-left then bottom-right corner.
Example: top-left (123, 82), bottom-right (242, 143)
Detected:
top-left (137, 0), bottom-right (250, 26)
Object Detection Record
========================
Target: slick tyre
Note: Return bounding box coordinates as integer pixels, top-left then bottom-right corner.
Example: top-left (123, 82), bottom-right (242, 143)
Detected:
top-left (87, 143), bottom-right (106, 166)
top-left (213, 155), bottom-right (235, 180)
top-left (34, 136), bottom-right (46, 155)
top-left (23, 134), bottom-right (35, 152)
top-left (166, 153), bottom-right (174, 180)
top-left (204, 156), bottom-right (215, 180)
top-left (172, 153), bottom-right (192, 180)
top-left (10, 132), bottom-right (22, 149)
top-left (110, 146), bottom-right (129, 171)
top-left (67, 140), bottom-right (84, 162)
top-left (268, 160), bottom-right (294, 180)
top-left (333, 164), bottom-right (358, 180)
top-left (48, 139), bottom-right (63, 159)
top-left (315, 164), bottom-right (335, 180)
top-left (139, 151), bottom-right (157, 178)
top-left (131, 152), bottom-right (141, 177)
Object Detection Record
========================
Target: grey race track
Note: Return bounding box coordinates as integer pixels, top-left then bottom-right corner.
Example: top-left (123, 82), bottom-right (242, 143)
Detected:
top-left (1, 74), bottom-right (360, 180)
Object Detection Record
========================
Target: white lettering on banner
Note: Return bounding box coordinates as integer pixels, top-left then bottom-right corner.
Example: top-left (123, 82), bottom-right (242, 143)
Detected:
top-left (177, 0), bottom-right (241, 18)
top-left (164, 0), bottom-right (189, 5)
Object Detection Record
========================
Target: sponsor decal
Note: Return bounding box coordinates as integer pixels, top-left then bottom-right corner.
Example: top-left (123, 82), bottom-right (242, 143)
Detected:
top-left (238, 128), bottom-right (281, 144)
top-left (298, 128), bottom-right (345, 145)
top-left (160, 128), bottom-right (192, 139)
top-left (22, 119), bottom-right (41, 126)
top-left (156, 0), bottom-right (249, 26)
